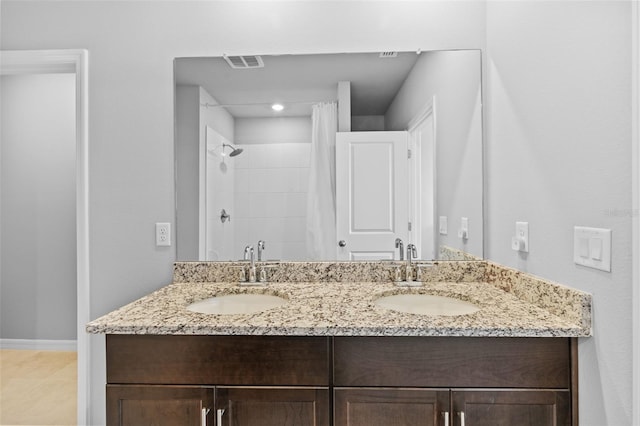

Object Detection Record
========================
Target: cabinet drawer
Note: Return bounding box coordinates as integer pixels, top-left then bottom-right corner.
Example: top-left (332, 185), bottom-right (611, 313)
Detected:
top-left (333, 337), bottom-right (570, 388)
top-left (107, 335), bottom-right (330, 386)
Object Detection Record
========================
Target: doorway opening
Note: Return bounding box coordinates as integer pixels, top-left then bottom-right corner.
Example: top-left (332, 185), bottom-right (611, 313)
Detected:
top-left (0, 49), bottom-right (89, 426)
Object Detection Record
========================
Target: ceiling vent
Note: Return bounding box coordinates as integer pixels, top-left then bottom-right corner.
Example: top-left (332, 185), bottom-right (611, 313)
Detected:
top-left (224, 55), bottom-right (264, 69)
top-left (379, 52), bottom-right (398, 58)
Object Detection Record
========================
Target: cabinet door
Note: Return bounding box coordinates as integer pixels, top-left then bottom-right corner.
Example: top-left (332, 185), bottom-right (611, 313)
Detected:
top-left (334, 388), bottom-right (449, 426)
top-left (216, 387), bottom-right (329, 426)
top-left (451, 390), bottom-right (571, 426)
top-left (107, 385), bottom-right (214, 426)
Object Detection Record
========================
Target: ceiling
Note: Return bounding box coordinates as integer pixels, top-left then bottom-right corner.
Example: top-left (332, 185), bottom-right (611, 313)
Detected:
top-left (175, 51), bottom-right (419, 118)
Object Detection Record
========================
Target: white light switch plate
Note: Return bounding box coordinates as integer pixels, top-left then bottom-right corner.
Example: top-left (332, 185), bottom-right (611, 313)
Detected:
top-left (573, 226), bottom-right (611, 272)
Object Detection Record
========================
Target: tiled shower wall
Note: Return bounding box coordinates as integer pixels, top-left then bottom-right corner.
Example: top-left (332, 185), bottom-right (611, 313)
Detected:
top-left (233, 143), bottom-right (311, 260)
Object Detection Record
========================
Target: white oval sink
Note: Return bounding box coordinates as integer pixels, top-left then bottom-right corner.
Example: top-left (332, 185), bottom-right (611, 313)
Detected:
top-left (187, 294), bottom-right (287, 315)
top-left (374, 294), bottom-right (480, 316)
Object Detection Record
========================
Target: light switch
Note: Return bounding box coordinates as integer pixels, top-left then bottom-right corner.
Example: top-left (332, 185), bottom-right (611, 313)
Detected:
top-left (573, 226), bottom-right (611, 272)
top-left (590, 237), bottom-right (603, 260)
top-left (578, 237), bottom-right (589, 258)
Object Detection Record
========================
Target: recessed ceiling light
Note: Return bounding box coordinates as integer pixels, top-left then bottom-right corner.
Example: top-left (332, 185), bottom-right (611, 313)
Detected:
top-left (271, 103), bottom-right (284, 112)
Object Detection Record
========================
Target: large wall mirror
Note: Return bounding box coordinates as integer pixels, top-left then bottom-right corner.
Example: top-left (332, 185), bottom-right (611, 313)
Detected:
top-left (174, 50), bottom-right (483, 262)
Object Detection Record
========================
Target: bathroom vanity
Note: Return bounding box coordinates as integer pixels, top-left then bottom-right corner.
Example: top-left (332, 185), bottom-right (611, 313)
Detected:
top-left (88, 261), bottom-right (591, 426)
top-left (105, 334), bottom-right (574, 426)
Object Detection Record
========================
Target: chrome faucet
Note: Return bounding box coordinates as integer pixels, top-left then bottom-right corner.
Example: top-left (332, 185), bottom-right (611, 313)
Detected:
top-left (395, 238), bottom-right (404, 261)
top-left (257, 240), bottom-right (266, 261)
top-left (243, 245), bottom-right (256, 283)
top-left (406, 244), bottom-right (417, 283)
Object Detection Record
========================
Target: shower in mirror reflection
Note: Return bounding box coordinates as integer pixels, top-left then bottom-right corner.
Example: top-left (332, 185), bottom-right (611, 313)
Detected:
top-left (175, 50), bottom-right (484, 262)
top-left (222, 143), bottom-right (243, 157)
top-left (209, 143), bottom-right (244, 158)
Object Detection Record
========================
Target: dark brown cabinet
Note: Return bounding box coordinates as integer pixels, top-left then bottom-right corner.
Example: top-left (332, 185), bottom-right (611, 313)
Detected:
top-left (451, 390), bottom-right (571, 426)
top-left (332, 336), bottom-right (576, 426)
top-left (335, 388), bottom-right (448, 426)
top-left (333, 388), bottom-right (570, 426)
top-left (105, 335), bottom-right (577, 426)
top-left (216, 387), bottom-right (329, 426)
top-left (107, 385), bottom-right (214, 426)
top-left (107, 385), bottom-right (329, 426)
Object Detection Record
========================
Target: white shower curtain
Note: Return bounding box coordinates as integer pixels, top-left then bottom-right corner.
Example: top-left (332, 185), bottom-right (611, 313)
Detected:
top-left (306, 102), bottom-right (338, 259)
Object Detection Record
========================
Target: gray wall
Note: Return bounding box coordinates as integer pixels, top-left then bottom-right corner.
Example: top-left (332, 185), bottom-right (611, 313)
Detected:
top-left (175, 85), bottom-right (235, 260)
top-left (1, 2), bottom-right (634, 425)
top-left (175, 85), bottom-right (200, 260)
top-left (386, 50), bottom-right (483, 258)
top-left (485, 2), bottom-right (633, 424)
top-left (1, 73), bottom-right (77, 340)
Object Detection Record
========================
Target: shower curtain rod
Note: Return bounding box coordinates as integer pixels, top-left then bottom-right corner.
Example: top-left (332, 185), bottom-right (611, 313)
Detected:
top-left (201, 100), bottom-right (336, 108)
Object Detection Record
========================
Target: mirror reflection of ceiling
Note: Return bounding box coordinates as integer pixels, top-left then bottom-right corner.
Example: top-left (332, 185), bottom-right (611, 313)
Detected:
top-left (174, 52), bottom-right (419, 118)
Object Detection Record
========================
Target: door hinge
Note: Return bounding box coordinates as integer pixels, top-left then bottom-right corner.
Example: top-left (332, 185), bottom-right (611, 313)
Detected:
top-left (407, 149), bottom-right (412, 159)
top-left (408, 222), bottom-right (412, 231)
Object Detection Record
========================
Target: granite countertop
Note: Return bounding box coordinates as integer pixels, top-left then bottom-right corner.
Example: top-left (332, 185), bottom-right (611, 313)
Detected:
top-left (86, 280), bottom-right (589, 337)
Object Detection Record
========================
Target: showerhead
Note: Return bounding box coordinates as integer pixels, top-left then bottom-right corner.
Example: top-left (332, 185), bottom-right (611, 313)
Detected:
top-left (229, 147), bottom-right (243, 157)
top-left (222, 143), bottom-right (243, 157)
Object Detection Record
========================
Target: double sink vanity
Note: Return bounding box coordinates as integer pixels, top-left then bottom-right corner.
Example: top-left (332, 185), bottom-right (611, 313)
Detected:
top-left (87, 259), bottom-right (592, 426)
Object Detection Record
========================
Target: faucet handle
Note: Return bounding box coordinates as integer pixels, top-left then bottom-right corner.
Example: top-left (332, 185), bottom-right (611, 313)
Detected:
top-left (257, 240), bottom-right (266, 261)
top-left (243, 245), bottom-right (253, 261)
top-left (395, 238), bottom-right (404, 261)
top-left (407, 244), bottom-right (418, 260)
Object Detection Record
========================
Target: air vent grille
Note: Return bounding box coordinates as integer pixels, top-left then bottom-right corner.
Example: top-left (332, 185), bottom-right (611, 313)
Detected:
top-left (224, 55), bottom-right (264, 69)
top-left (379, 52), bottom-right (398, 58)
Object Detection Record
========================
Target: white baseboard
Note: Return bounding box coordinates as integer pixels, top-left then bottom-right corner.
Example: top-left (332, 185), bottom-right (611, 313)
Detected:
top-left (0, 339), bottom-right (77, 351)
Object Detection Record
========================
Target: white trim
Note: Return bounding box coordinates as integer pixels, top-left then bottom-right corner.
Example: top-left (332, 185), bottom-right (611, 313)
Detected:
top-left (407, 98), bottom-right (435, 133)
top-left (0, 339), bottom-right (77, 351)
top-left (407, 96), bottom-right (437, 260)
top-left (632, 1), bottom-right (640, 424)
top-left (0, 49), bottom-right (90, 426)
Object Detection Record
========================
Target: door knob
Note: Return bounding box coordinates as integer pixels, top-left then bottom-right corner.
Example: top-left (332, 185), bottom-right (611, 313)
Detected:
top-left (338, 240), bottom-right (347, 247)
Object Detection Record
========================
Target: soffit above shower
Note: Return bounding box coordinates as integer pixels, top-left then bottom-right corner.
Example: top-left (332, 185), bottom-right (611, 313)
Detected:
top-left (175, 52), bottom-right (419, 118)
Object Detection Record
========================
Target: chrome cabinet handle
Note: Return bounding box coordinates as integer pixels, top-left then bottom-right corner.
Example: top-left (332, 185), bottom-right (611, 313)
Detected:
top-left (443, 411), bottom-right (449, 426)
top-left (201, 408), bottom-right (210, 426)
top-left (460, 411), bottom-right (465, 426)
top-left (217, 408), bottom-right (225, 425)
top-left (338, 240), bottom-right (346, 247)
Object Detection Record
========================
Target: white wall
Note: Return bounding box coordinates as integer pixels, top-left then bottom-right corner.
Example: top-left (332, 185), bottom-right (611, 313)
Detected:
top-left (235, 117), bottom-right (311, 145)
top-left (485, 2), bottom-right (633, 424)
top-left (0, 73), bottom-right (77, 340)
top-left (200, 88), bottom-right (236, 261)
top-left (15, 2), bottom-right (639, 426)
top-left (205, 125), bottom-right (236, 261)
